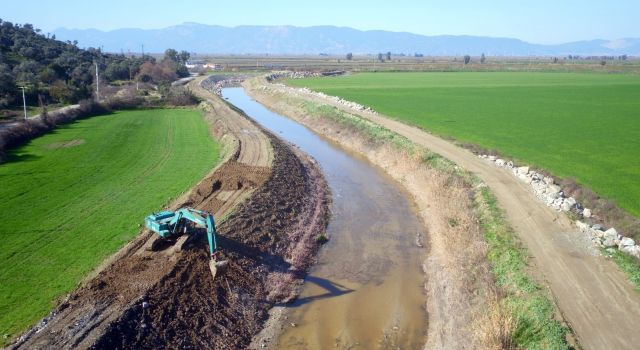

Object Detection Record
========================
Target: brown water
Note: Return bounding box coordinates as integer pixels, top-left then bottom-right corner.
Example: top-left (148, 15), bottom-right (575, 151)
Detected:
top-left (223, 87), bottom-right (427, 349)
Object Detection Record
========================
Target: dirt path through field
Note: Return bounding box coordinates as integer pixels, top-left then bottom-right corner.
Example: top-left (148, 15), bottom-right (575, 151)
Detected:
top-left (267, 81), bottom-right (640, 349)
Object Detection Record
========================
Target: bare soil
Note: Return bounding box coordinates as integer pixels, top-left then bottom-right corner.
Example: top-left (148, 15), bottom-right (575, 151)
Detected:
top-left (9, 79), bottom-right (330, 350)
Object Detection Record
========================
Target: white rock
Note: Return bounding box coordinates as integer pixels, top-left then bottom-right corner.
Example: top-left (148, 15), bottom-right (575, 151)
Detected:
top-left (576, 221), bottom-right (589, 231)
top-left (592, 229), bottom-right (605, 239)
top-left (495, 159), bottom-right (505, 166)
top-left (583, 208), bottom-right (592, 218)
top-left (543, 176), bottom-right (554, 185)
top-left (488, 155), bottom-right (497, 161)
top-left (565, 197), bottom-right (577, 206)
top-left (624, 245), bottom-right (640, 259)
top-left (619, 237), bottom-right (635, 247)
top-left (604, 228), bottom-right (619, 240)
top-left (506, 161), bottom-right (514, 168)
top-left (517, 166), bottom-right (530, 175)
top-left (603, 237), bottom-right (618, 247)
top-left (547, 184), bottom-right (562, 194)
top-left (560, 201), bottom-right (572, 212)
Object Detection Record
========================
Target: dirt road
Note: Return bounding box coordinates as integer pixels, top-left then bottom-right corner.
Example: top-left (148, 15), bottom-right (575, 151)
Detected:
top-left (10, 78), bottom-right (329, 349)
top-left (264, 81), bottom-right (640, 349)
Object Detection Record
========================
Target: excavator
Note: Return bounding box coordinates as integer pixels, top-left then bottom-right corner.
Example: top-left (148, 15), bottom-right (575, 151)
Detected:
top-left (144, 207), bottom-right (229, 279)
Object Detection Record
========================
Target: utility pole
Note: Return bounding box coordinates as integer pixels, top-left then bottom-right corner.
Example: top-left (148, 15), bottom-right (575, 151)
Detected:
top-left (95, 62), bottom-right (100, 101)
top-left (20, 87), bottom-right (27, 121)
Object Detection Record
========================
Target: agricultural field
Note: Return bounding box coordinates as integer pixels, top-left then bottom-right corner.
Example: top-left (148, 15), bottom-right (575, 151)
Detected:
top-left (0, 109), bottom-right (219, 341)
top-left (288, 72), bottom-right (640, 217)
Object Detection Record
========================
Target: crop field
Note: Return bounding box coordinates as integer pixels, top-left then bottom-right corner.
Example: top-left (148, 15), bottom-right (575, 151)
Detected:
top-left (0, 109), bottom-right (219, 341)
top-left (288, 72), bottom-right (640, 217)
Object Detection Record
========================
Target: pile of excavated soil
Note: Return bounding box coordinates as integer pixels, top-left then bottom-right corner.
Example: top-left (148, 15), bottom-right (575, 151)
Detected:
top-left (91, 136), bottom-right (329, 349)
top-left (12, 122), bottom-right (329, 349)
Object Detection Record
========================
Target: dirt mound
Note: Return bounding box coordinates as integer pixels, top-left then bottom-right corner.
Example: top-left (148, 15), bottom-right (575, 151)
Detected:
top-left (91, 134), bottom-right (329, 349)
top-left (187, 161), bottom-right (271, 215)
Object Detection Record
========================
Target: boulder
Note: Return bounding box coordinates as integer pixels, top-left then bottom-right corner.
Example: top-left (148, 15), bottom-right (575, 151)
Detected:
top-left (543, 176), bottom-right (554, 185)
top-left (604, 228), bottom-right (619, 240)
top-left (622, 245), bottom-right (640, 259)
top-left (560, 201), bottom-right (572, 212)
top-left (546, 184), bottom-right (562, 195)
top-left (506, 161), bottom-right (514, 168)
top-left (517, 166), bottom-right (530, 175)
top-left (583, 208), bottom-right (592, 218)
top-left (565, 197), bottom-right (577, 206)
top-left (488, 155), bottom-right (497, 161)
top-left (592, 229), bottom-right (605, 238)
top-left (495, 159), bottom-right (505, 166)
top-left (592, 223), bottom-right (603, 231)
top-left (576, 221), bottom-right (589, 231)
top-left (603, 236), bottom-right (617, 247)
top-left (619, 237), bottom-right (635, 247)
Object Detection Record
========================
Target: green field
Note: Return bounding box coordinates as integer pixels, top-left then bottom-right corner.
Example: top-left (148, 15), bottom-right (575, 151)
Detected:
top-left (289, 72), bottom-right (640, 217)
top-left (0, 109), bottom-right (219, 342)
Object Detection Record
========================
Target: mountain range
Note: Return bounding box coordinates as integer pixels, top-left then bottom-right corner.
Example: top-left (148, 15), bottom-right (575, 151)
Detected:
top-left (53, 23), bottom-right (640, 56)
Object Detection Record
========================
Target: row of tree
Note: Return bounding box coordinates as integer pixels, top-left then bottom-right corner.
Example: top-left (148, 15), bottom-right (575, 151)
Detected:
top-left (0, 19), bottom-right (190, 109)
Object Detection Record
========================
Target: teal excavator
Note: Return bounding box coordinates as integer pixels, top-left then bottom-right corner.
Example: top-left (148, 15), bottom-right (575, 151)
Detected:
top-left (144, 207), bottom-right (229, 279)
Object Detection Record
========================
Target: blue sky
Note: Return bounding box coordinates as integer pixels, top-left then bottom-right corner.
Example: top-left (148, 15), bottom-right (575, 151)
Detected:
top-left (2, 0), bottom-right (638, 44)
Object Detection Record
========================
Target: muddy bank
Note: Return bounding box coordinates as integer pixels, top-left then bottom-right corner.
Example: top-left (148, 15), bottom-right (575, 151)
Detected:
top-left (245, 78), bottom-right (497, 349)
top-left (11, 86), bottom-right (330, 349)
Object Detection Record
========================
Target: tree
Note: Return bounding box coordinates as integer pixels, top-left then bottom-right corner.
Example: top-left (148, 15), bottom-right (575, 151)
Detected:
top-left (163, 48), bottom-right (179, 63)
top-left (49, 80), bottom-right (74, 103)
top-left (480, 53), bottom-right (486, 64)
top-left (386, 51), bottom-right (391, 61)
top-left (346, 52), bottom-right (353, 60)
top-left (463, 55), bottom-right (471, 64)
top-left (13, 60), bottom-right (41, 86)
top-left (178, 50), bottom-right (190, 64)
top-left (0, 63), bottom-right (16, 108)
top-left (377, 53), bottom-right (384, 62)
top-left (136, 61), bottom-right (178, 84)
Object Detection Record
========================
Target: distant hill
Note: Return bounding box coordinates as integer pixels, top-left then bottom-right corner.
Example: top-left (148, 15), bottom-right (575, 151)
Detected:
top-left (53, 23), bottom-right (640, 56)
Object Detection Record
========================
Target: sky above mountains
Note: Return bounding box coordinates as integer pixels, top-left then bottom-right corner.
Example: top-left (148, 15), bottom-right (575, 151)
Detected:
top-left (2, 0), bottom-right (639, 44)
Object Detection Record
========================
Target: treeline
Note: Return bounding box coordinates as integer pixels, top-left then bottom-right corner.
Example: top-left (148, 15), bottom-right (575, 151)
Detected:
top-left (0, 19), bottom-right (190, 110)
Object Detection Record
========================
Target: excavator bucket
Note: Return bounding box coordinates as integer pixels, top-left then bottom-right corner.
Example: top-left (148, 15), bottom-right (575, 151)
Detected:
top-left (209, 259), bottom-right (229, 279)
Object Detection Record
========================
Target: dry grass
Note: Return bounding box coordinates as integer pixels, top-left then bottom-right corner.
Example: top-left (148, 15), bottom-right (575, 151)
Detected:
top-left (473, 295), bottom-right (517, 350)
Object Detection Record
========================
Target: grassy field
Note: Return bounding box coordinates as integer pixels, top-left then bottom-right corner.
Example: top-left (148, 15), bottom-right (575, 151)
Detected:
top-left (288, 72), bottom-right (640, 217)
top-left (0, 109), bottom-right (219, 342)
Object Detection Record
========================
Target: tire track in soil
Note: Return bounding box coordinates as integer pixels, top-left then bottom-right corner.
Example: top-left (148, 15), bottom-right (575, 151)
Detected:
top-left (10, 88), bottom-right (330, 350)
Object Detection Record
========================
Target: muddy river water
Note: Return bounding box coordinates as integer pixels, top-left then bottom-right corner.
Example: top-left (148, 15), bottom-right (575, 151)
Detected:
top-left (223, 87), bottom-right (427, 349)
